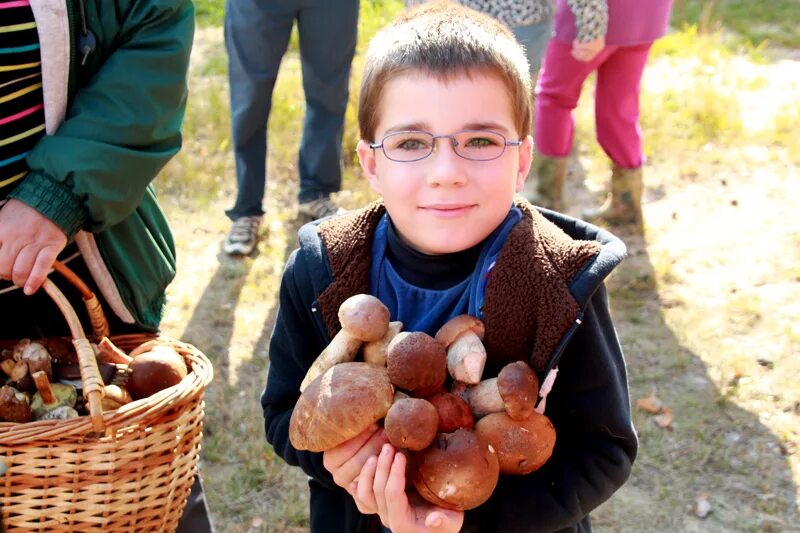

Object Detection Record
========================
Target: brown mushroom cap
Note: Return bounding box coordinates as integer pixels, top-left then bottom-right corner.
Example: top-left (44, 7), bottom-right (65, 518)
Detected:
top-left (127, 345), bottom-right (188, 400)
top-left (425, 390), bottom-right (474, 433)
top-left (338, 294), bottom-right (391, 342)
top-left (289, 362), bottom-right (394, 452)
top-left (384, 398), bottom-right (438, 451)
top-left (386, 332), bottom-right (447, 397)
top-left (412, 428), bottom-right (499, 511)
top-left (474, 411), bottom-right (556, 474)
top-left (497, 361), bottom-right (539, 421)
top-left (434, 315), bottom-right (485, 347)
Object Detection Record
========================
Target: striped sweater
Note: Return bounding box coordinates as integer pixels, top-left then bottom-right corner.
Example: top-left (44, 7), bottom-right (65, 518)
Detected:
top-left (0, 0), bottom-right (46, 200)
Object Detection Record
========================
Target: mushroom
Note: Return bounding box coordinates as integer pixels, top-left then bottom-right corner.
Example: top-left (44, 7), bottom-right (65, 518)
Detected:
top-left (39, 405), bottom-right (80, 421)
top-left (290, 362), bottom-right (394, 452)
top-left (300, 294), bottom-right (390, 391)
top-left (101, 384), bottom-right (133, 411)
top-left (363, 321), bottom-right (403, 367)
top-left (466, 361), bottom-right (540, 420)
top-left (435, 315), bottom-right (487, 385)
top-left (0, 385), bottom-right (32, 423)
top-left (386, 332), bottom-right (447, 397)
top-left (20, 341), bottom-right (53, 378)
top-left (127, 344), bottom-right (188, 400)
top-left (411, 428), bottom-right (499, 511)
top-left (474, 411), bottom-right (556, 474)
top-left (30, 371), bottom-right (78, 420)
top-left (425, 390), bottom-right (474, 433)
top-left (384, 397), bottom-right (438, 451)
top-left (96, 337), bottom-right (133, 365)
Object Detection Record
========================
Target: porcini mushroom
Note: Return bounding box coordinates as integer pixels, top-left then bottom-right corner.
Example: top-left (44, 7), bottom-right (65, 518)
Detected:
top-left (101, 384), bottom-right (133, 411)
top-left (386, 332), bottom-right (447, 397)
top-left (0, 385), bottom-right (32, 423)
top-left (425, 390), bottom-right (474, 433)
top-left (363, 321), bottom-right (403, 367)
top-left (435, 315), bottom-right (487, 385)
top-left (127, 344), bottom-right (188, 400)
top-left (290, 362), bottom-right (394, 452)
top-left (474, 411), bottom-right (556, 474)
top-left (300, 294), bottom-right (390, 391)
top-left (384, 397), bottom-right (438, 451)
top-left (466, 361), bottom-right (540, 420)
top-left (411, 428), bottom-right (499, 511)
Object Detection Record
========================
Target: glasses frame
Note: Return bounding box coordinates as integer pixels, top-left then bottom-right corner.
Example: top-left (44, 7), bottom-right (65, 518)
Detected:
top-left (369, 129), bottom-right (523, 163)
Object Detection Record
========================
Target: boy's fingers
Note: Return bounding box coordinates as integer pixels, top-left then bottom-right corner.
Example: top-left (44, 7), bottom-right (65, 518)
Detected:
top-left (354, 456), bottom-right (378, 514)
top-left (372, 443), bottom-right (395, 521)
top-left (325, 426), bottom-right (388, 489)
top-left (323, 424), bottom-right (379, 470)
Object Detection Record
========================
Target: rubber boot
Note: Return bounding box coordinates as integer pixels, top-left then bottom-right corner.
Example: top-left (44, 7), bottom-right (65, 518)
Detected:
top-left (522, 153), bottom-right (568, 211)
top-left (583, 164), bottom-right (643, 226)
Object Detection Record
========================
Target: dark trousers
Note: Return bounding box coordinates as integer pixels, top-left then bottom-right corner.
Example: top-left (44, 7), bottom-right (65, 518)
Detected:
top-left (224, 0), bottom-right (359, 218)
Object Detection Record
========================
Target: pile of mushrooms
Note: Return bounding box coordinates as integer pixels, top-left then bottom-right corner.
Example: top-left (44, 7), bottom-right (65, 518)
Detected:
top-left (0, 336), bottom-right (189, 423)
top-left (289, 294), bottom-right (556, 511)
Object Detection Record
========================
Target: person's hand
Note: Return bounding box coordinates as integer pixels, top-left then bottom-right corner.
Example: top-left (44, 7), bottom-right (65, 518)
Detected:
top-left (357, 443), bottom-right (464, 532)
top-left (0, 199), bottom-right (67, 295)
top-left (323, 424), bottom-right (389, 511)
top-left (571, 36), bottom-right (605, 62)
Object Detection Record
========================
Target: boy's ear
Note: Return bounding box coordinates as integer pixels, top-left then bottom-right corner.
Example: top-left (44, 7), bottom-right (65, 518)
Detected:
top-left (357, 139), bottom-right (380, 191)
top-left (515, 135), bottom-right (534, 192)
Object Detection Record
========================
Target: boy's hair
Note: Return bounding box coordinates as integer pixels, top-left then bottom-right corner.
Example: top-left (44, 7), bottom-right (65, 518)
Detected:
top-left (358, 1), bottom-right (532, 142)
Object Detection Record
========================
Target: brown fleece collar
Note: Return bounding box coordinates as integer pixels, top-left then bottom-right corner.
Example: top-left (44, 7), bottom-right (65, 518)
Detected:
top-left (317, 200), bottom-right (600, 374)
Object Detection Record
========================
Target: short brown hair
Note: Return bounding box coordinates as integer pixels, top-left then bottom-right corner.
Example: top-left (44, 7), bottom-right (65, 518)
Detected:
top-left (358, 1), bottom-right (532, 142)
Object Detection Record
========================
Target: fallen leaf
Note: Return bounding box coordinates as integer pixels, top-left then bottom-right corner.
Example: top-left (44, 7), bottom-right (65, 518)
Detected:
top-left (654, 408), bottom-right (673, 428)
top-left (695, 492), bottom-right (711, 518)
top-left (636, 392), bottom-right (663, 414)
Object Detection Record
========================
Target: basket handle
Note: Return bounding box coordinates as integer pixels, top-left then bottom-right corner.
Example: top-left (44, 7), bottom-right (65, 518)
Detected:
top-left (52, 260), bottom-right (110, 339)
top-left (42, 278), bottom-right (105, 433)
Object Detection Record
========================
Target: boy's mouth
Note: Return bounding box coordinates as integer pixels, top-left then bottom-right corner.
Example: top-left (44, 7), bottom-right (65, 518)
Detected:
top-left (421, 203), bottom-right (476, 216)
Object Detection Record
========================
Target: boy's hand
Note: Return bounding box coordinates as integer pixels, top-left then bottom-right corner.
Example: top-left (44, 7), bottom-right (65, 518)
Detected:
top-left (0, 199), bottom-right (67, 295)
top-left (571, 36), bottom-right (605, 62)
top-left (323, 424), bottom-right (388, 501)
top-left (357, 443), bottom-right (464, 532)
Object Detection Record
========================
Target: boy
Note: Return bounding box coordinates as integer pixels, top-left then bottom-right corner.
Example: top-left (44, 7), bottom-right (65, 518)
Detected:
top-left (262, 3), bottom-right (637, 532)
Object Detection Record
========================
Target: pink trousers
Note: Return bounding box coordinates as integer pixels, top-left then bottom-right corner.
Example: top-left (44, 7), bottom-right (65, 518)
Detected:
top-left (534, 39), bottom-right (653, 169)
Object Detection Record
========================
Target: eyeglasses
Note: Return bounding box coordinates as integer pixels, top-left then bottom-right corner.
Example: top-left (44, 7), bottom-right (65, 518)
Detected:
top-left (369, 130), bottom-right (522, 162)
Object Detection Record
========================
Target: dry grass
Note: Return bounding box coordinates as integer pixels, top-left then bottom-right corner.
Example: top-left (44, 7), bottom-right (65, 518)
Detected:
top-left (153, 5), bottom-right (799, 531)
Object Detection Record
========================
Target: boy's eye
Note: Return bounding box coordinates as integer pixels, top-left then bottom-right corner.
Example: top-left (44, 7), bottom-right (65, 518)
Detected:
top-left (462, 134), bottom-right (500, 148)
top-left (392, 136), bottom-right (431, 151)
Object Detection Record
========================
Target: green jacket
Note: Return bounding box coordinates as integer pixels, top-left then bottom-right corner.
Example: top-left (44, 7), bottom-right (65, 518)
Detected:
top-left (12, 0), bottom-right (194, 330)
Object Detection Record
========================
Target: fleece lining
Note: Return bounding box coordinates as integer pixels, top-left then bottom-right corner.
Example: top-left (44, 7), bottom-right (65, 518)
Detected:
top-left (317, 200), bottom-right (600, 374)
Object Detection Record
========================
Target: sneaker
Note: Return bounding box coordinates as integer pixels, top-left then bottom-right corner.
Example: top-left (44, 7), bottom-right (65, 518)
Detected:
top-left (223, 215), bottom-right (261, 256)
top-left (297, 196), bottom-right (344, 221)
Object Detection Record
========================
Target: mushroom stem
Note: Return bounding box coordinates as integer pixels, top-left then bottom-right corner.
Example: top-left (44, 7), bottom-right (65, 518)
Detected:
top-left (363, 321), bottom-right (403, 367)
top-left (300, 331), bottom-right (362, 392)
top-left (466, 378), bottom-right (504, 419)
top-left (32, 371), bottom-right (57, 405)
top-left (0, 359), bottom-right (16, 376)
top-left (446, 330), bottom-right (486, 385)
top-left (97, 337), bottom-right (133, 365)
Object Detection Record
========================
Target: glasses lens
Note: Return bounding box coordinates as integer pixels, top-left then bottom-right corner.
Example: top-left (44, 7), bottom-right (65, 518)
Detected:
top-left (382, 131), bottom-right (434, 162)
top-left (453, 131), bottom-right (506, 161)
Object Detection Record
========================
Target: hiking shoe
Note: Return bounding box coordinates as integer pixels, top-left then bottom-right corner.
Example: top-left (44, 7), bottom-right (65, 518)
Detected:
top-left (297, 196), bottom-right (344, 221)
top-left (223, 215), bottom-right (261, 256)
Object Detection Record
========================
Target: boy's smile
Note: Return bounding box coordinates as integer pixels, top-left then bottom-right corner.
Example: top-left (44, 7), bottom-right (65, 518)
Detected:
top-left (357, 70), bottom-right (533, 255)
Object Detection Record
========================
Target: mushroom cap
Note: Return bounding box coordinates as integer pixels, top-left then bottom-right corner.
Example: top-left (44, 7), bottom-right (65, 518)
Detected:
top-left (497, 361), bottom-right (539, 421)
top-left (474, 411), bottom-right (556, 474)
top-left (434, 315), bottom-right (485, 347)
top-left (0, 386), bottom-right (32, 423)
top-left (425, 390), bottom-right (474, 433)
top-left (127, 345), bottom-right (188, 400)
top-left (386, 332), bottom-right (447, 396)
top-left (385, 397), bottom-right (439, 451)
top-left (338, 294), bottom-right (391, 342)
top-left (412, 428), bottom-right (499, 511)
top-left (289, 362), bottom-right (394, 452)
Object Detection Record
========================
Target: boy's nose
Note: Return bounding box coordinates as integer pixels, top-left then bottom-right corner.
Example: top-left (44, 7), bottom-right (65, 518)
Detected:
top-left (426, 139), bottom-right (467, 187)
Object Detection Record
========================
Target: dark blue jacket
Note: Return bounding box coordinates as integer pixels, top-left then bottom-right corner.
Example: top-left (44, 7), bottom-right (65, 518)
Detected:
top-left (262, 201), bottom-right (637, 532)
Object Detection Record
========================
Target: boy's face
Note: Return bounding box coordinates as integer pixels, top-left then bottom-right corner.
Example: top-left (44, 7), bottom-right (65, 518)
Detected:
top-left (357, 70), bottom-right (532, 255)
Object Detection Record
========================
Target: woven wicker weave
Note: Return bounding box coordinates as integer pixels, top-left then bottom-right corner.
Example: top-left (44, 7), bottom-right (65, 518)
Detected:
top-left (0, 266), bottom-right (213, 532)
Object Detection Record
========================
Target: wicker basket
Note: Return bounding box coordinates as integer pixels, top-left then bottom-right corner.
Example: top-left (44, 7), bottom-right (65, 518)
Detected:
top-left (0, 263), bottom-right (213, 532)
